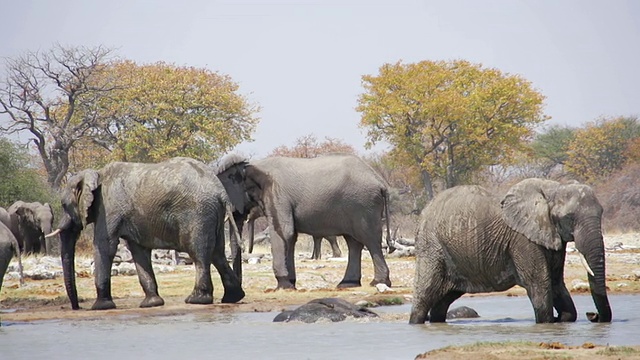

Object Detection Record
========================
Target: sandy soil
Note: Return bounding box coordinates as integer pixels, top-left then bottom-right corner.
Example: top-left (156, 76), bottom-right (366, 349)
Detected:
top-left (416, 341), bottom-right (640, 359)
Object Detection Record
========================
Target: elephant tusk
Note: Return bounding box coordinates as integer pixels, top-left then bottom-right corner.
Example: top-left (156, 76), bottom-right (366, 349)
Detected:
top-left (45, 228), bottom-right (62, 238)
top-left (577, 250), bottom-right (595, 277)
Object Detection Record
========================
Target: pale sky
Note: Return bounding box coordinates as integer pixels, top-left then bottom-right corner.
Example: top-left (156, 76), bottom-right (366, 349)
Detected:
top-left (2, 0), bottom-right (639, 157)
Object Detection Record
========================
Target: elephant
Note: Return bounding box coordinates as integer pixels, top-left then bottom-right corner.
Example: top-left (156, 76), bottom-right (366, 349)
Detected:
top-left (273, 298), bottom-right (378, 323)
top-left (311, 236), bottom-right (342, 259)
top-left (446, 306), bottom-right (479, 319)
top-left (46, 157), bottom-right (245, 310)
top-left (409, 179), bottom-right (612, 324)
top-left (0, 221), bottom-right (24, 293)
top-left (1, 202), bottom-right (54, 255)
top-left (215, 154), bottom-right (395, 290)
top-left (241, 207), bottom-right (342, 259)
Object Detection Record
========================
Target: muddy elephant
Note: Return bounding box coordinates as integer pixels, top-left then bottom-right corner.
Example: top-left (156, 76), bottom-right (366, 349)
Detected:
top-left (1, 202), bottom-right (54, 255)
top-left (0, 221), bottom-right (24, 293)
top-left (410, 179), bottom-right (612, 324)
top-left (273, 298), bottom-right (378, 323)
top-left (47, 157), bottom-right (244, 310)
top-left (215, 154), bottom-right (394, 289)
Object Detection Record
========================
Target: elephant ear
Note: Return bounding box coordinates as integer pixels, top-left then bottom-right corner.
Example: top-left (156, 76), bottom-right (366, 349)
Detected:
top-left (500, 178), bottom-right (563, 251)
top-left (66, 170), bottom-right (100, 227)
top-left (244, 164), bottom-right (272, 206)
top-left (215, 158), bottom-right (250, 215)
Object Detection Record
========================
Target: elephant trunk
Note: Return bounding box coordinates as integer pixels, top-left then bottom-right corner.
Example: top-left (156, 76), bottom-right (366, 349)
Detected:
top-left (248, 219), bottom-right (255, 254)
top-left (58, 214), bottom-right (80, 310)
top-left (575, 217), bottom-right (612, 323)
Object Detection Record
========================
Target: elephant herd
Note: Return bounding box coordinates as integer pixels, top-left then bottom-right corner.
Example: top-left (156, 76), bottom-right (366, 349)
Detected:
top-left (0, 153), bottom-right (612, 324)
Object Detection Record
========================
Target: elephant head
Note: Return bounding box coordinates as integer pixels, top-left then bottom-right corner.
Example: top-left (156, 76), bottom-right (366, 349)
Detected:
top-left (501, 178), bottom-right (612, 323)
top-left (47, 170), bottom-right (100, 310)
top-left (214, 154), bottom-right (270, 217)
top-left (7, 201), bottom-right (55, 255)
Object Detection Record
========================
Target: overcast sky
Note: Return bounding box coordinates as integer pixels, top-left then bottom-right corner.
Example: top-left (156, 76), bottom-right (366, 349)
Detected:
top-left (2, 0), bottom-right (639, 157)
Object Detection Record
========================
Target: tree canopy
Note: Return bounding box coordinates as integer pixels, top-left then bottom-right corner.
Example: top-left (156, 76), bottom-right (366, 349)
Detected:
top-left (269, 134), bottom-right (355, 158)
top-left (565, 116), bottom-right (640, 183)
top-left (0, 138), bottom-right (54, 207)
top-left (89, 60), bottom-right (259, 163)
top-left (357, 59), bottom-right (549, 198)
top-left (0, 45), bottom-right (260, 189)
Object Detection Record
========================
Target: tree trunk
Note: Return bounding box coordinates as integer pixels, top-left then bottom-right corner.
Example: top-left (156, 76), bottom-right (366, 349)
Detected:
top-left (420, 169), bottom-right (434, 201)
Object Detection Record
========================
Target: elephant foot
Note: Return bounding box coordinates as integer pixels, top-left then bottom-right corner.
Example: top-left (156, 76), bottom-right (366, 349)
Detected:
top-left (140, 295), bottom-right (165, 308)
top-left (337, 280), bottom-right (361, 289)
top-left (586, 312), bottom-right (599, 322)
top-left (221, 287), bottom-right (245, 303)
top-left (91, 299), bottom-right (116, 310)
top-left (276, 276), bottom-right (296, 290)
top-left (369, 278), bottom-right (392, 287)
top-left (555, 312), bottom-right (577, 323)
top-left (185, 291), bottom-right (214, 305)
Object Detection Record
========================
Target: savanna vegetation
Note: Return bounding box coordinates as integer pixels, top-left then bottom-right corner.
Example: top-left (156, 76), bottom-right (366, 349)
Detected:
top-left (1, 44), bottom-right (639, 243)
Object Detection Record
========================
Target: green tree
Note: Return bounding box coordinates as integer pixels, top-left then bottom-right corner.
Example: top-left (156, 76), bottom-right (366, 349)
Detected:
top-left (565, 116), bottom-right (640, 183)
top-left (0, 138), bottom-right (55, 207)
top-left (357, 60), bottom-right (549, 198)
top-left (529, 125), bottom-right (575, 176)
top-left (269, 134), bottom-right (355, 158)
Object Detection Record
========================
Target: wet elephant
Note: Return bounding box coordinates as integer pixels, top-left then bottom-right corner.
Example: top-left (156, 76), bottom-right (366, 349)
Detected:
top-left (410, 179), bottom-right (611, 324)
top-left (47, 157), bottom-right (244, 310)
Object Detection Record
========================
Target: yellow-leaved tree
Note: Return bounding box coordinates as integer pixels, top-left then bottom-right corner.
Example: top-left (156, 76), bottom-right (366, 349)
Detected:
top-left (565, 116), bottom-right (640, 184)
top-left (357, 60), bottom-right (549, 198)
top-left (89, 60), bottom-right (260, 163)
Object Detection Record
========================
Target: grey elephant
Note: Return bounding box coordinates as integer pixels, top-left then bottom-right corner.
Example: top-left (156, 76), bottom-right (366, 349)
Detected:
top-left (47, 157), bottom-right (244, 310)
top-left (273, 298), bottom-right (378, 323)
top-left (410, 179), bottom-right (612, 324)
top-left (311, 236), bottom-right (342, 259)
top-left (242, 207), bottom-right (342, 259)
top-left (0, 221), bottom-right (24, 293)
top-left (1, 202), bottom-right (54, 255)
top-left (216, 154), bottom-right (394, 289)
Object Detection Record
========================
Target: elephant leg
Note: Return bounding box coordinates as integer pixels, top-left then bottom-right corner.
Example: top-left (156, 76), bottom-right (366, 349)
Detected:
top-left (269, 217), bottom-right (296, 289)
top-left (285, 234), bottom-right (298, 285)
top-left (337, 235), bottom-right (363, 288)
top-left (126, 241), bottom-right (164, 308)
top-left (185, 236), bottom-right (214, 305)
top-left (428, 290), bottom-right (465, 323)
top-left (311, 236), bottom-right (322, 260)
top-left (211, 224), bottom-right (245, 304)
top-left (514, 251), bottom-right (554, 323)
top-left (364, 232), bottom-right (391, 287)
top-left (92, 232), bottom-right (119, 310)
top-left (409, 241), bottom-right (449, 324)
top-left (327, 236), bottom-right (342, 258)
top-left (546, 249), bottom-right (577, 322)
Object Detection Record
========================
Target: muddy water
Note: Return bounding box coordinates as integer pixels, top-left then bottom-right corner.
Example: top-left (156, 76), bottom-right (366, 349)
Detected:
top-left (1, 294), bottom-right (638, 360)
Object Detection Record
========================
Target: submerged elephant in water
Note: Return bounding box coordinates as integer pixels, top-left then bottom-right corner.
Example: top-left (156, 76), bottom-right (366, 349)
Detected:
top-left (446, 306), bottom-right (480, 319)
top-left (273, 298), bottom-right (379, 323)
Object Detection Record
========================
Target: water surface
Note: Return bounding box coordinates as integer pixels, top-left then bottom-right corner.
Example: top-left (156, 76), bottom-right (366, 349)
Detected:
top-left (1, 294), bottom-right (637, 360)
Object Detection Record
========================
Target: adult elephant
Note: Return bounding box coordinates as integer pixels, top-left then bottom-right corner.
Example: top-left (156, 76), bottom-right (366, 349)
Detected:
top-left (2, 201), bottom-right (54, 255)
top-left (46, 157), bottom-right (244, 310)
top-left (311, 236), bottom-right (342, 259)
top-left (242, 207), bottom-right (342, 259)
top-left (410, 179), bottom-right (612, 324)
top-left (0, 221), bottom-right (24, 293)
top-left (216, 154), bottom-right (394, 289)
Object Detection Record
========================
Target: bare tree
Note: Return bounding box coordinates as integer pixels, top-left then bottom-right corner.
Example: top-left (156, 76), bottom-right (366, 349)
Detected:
top-left (0, 44), bottom-right (116, 190)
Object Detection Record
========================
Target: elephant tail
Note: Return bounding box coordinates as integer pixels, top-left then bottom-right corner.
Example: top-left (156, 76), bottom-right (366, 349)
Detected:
top-left (383, 189), bottom-right (396, 254)
top-left (11, 235), bottom-right (24, 287)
